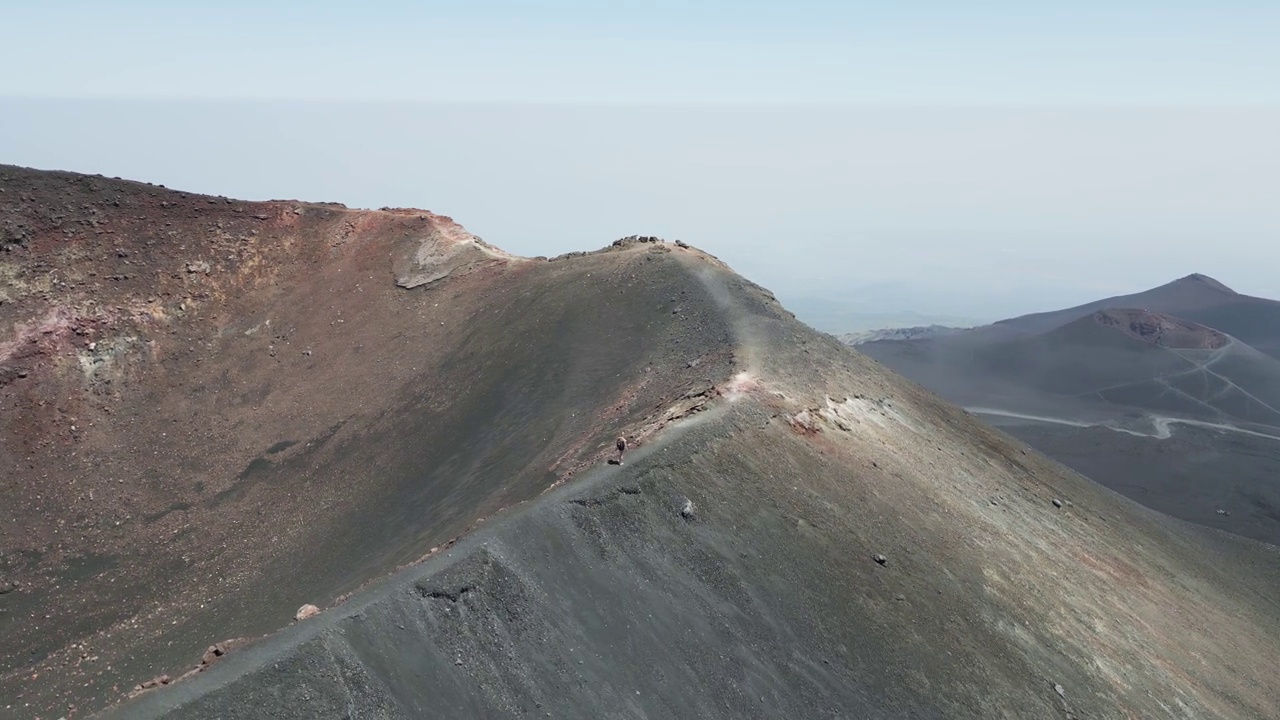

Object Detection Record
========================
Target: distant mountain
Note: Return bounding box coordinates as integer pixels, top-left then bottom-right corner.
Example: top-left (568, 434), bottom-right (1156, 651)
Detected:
top-left (980, 274), bottom-right (1280, 358)
top-left (840, 324), bottom-right (965, 345)
top-left (973, 309), bottom-right (1280, 426)
top-left (859, 275), bottom-right (1280, 546)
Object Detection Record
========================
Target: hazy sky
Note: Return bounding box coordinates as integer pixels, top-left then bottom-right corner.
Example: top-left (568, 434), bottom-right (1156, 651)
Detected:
top-left (2, 2), bottom-right (1278, 330)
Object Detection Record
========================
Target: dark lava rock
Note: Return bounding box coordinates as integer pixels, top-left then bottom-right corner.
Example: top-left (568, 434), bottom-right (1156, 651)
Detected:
top-left (137, 675), bottom-right (171, 691)
top-left (873, 554), bottom-right (888, 566)
top-left (199, 642), bottom-right (234, 667)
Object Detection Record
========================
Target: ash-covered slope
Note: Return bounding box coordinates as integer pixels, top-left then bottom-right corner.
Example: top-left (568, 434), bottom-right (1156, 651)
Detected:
top-left (5, 166), bottom-right (1280, 719)
top-left (106, 251), bottom-right (1280, 720)
top-left (0, 166), bottom-right (735, 718)
top-left (859, 281), bottom-right (1280, 546)
top-left (926, 308), bottom-right (1280, 426)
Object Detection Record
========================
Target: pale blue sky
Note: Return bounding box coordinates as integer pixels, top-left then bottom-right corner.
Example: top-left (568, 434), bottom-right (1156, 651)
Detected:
top-left (2, 3), bottom-right (1278, 330)
top-left (4, 2), bottom-right (1278, 104)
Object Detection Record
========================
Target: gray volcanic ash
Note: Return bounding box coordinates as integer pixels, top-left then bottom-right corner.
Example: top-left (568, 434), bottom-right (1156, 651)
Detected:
top-left (0, 166), bottom-right (1277, 719)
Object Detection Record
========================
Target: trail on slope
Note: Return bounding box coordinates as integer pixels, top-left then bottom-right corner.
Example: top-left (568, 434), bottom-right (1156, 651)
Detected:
top-left (967, 406), bottom-right (1280, 443)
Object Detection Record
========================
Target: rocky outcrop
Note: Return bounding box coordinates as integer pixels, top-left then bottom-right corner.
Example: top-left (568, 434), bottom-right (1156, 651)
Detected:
top-left (1092, 307), bottom-right (1229, 349)
top-left (841, 324), bottom-right (964, 345)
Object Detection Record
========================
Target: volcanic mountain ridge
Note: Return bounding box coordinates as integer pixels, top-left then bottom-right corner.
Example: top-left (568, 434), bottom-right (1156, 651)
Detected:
top-left (1, 165), bottom-right (1278, 719)
top-left (1, 165), bottom-right (744, 717)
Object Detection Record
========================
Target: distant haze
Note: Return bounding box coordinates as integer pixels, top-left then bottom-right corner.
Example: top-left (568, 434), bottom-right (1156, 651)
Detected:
top-left (3, 101), bottom-right (1277, 331)
top-left (3, 3), bottom-right (1278, 332)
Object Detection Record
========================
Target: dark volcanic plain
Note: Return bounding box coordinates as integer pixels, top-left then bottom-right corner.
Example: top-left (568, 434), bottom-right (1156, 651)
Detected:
top-left (2, 166), bottom-right (1280, 719)
top-left (859, 275), bottom-right (1280, 547)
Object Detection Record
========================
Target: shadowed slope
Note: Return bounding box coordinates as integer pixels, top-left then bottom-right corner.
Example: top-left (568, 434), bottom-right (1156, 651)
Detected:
top-left (108, 254), bottom-right (1280, 720)
top-left (964, 310), bottom-right (1280, 425)
top-left (858, 279), bottom-right (1280, 546)
top-left (0, 166), bottom-right (735, 717)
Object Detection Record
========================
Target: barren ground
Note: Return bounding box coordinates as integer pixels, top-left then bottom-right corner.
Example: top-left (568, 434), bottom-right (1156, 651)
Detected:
top-left (2, 166), bottom-right (1278, 719)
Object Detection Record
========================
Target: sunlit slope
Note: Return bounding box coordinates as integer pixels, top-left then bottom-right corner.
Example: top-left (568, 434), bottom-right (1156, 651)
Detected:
top-left (0, 165), bottom-right (737, 717)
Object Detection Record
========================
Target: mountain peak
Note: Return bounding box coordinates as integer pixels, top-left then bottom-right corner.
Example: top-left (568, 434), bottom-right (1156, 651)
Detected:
top-left (1171, 273), bottom-right (1236, 295)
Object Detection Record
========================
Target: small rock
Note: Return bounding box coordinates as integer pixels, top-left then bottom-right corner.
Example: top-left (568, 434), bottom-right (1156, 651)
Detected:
top-left (872, 554), bottom-right (888, 566)
top-left (295, 604), bottom-right (321, 621)
top-left (139, 675), bottom-right (171, 690)
top-left (1054, 683), bottom-right (1065, 697)
top-left (680, 499), bottom-right (695, 519)
top-left (675, 240), bottom-right (690, 248)
top-left (200, 641), bottom-right (234, 666)
top-left (894, 594), bottom-right (906, 601)
top-left (1052, 499), bottom-right (1063, 508)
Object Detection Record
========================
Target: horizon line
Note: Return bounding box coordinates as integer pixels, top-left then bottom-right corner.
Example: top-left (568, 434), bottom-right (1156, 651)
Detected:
top-left (4, 95), bottom-right (1280, 111)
